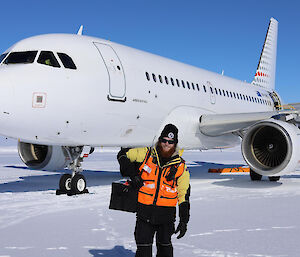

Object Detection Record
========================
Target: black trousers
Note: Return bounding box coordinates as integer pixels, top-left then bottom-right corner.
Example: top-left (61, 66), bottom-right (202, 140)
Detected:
top-left (134, 218), bottom-right (174, 257)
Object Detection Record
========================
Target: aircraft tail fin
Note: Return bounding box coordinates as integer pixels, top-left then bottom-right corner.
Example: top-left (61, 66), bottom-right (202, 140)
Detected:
top-left (251, 18), bottom-right (278, 90)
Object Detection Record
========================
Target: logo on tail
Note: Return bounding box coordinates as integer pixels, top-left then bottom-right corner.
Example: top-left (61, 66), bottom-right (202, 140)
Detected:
top-left (252, 18), bottom-right (278, 90)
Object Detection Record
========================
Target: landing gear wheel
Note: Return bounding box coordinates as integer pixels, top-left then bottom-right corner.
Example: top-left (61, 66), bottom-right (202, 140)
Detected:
top-left (268, 176), bottom-right (280, 181)
top-left (250, 169), bottom-right (262, 181)
top-left (56, 174), bottom-right (72, 195)
top-left (70, 174), bottom-right (88, 195)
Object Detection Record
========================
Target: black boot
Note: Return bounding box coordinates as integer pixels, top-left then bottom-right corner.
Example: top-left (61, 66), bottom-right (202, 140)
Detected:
top-left (135, 245), bottom-right (152, 257)
top-left (156, 243), bottom-right (173, 257)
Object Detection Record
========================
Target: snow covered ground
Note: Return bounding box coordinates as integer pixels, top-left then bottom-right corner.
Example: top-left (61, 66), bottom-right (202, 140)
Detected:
top-left (0, 140), bottom-right (300, 257)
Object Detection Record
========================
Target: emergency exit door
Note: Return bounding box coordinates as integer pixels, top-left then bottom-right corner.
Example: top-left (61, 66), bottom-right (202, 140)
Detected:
top-left (207, 81), bottom-right (216, 104)
top-left (94, 42), bottom-right (126, 101)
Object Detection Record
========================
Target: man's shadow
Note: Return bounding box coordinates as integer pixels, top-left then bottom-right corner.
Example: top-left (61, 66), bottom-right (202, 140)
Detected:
top-left (89, 246), bottom-right (134, 256)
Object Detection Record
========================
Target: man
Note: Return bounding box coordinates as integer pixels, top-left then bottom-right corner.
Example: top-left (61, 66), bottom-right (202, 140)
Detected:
top-left (117, 124), bottom-right (190, 257)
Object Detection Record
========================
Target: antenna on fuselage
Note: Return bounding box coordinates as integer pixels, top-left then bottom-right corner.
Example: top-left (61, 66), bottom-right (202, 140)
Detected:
top-left (77, 25), bottom-right (83, 35)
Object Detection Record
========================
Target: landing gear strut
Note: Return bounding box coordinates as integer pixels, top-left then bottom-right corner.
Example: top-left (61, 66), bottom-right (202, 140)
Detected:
top-left (56, 146), bottom-right (94, 196)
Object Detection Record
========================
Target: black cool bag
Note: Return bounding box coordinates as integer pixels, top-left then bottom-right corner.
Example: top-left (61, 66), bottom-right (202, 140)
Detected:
top-left (109, 180), bottom-right (138, 213)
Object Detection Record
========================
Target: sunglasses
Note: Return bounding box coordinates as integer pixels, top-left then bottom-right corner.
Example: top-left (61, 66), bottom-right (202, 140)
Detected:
top-left (160, 138), bottom-right (175, 144)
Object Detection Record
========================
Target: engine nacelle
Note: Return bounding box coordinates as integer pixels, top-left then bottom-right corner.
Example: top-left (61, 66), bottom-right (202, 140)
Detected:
top-left (242, 119), bottom-right (300, 176)
top-left (18, 142), bottom-right (71, 171)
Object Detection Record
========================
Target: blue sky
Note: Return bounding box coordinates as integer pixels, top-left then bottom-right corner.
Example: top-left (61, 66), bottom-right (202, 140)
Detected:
top-left (1, 0), bottom-right (300, 103)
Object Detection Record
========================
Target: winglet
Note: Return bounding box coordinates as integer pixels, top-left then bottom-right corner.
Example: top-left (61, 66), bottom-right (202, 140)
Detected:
top-left (252, 18), bottom-right (278, 90)
top-left (77, 25), bottom-right (83, 35)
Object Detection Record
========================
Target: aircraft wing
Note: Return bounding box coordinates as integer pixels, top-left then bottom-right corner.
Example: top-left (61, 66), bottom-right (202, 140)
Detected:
top-left (199, 109), bottom-right (299, 136)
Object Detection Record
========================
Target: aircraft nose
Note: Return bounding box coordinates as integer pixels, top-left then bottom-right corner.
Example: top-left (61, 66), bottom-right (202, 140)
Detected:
top-left (0, 70), bottom-right (14, 118)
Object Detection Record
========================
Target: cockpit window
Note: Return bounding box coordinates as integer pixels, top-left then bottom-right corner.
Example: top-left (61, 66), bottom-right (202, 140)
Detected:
top-left (4, 51), bottom-right (38, 64)
top-left (37, 51), bottom-right (60, 68)
top-left (0, 53), bottom-right (8, 63)
top-left (57, 53), bottom-right (77, 69)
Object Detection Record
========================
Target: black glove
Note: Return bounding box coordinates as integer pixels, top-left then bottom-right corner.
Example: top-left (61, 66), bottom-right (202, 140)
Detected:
top-left (174, 201), bottom-right (190, 239)
top-left (174, 221), bottom-right (187, 239)
top-left (117, 148), bottom-right (136, 177)
top-left (130, 175), bottom-right (144, 189)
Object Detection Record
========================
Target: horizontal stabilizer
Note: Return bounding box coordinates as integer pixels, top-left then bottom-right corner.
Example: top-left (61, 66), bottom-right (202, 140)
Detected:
top-left (77, 25), bottom-right (83, 35)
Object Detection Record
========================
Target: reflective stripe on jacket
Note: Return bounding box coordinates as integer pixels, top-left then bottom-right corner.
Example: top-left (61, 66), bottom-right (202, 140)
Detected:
top-left (127, 147), bottom-right (190, 206)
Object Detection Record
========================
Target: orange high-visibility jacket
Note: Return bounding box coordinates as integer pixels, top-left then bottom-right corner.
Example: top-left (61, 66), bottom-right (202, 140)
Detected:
top-left (126, 147), bottom-right (190, 207)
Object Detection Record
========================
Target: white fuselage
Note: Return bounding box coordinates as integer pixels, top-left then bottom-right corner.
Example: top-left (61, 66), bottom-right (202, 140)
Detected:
top-left (0, 34), bottom-right (275, 149)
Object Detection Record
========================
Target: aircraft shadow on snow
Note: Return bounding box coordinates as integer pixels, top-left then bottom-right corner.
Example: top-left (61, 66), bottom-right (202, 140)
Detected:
top-left (89, 246), bottom-right (134, 257)
top-left (1, 160), bottom-right (299, 193)
top-left (0, 165), bottom-right (122, 193)
top-left (189, 161), bottom-right (290, 189)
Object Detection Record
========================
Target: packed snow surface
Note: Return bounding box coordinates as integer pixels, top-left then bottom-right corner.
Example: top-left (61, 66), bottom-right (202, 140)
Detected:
top-left (0, 142), bottom-right (300, 257)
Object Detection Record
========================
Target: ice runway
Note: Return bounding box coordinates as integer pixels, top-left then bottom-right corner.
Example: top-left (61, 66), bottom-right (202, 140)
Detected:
top-left (0, 145), bottom-right (300, 257)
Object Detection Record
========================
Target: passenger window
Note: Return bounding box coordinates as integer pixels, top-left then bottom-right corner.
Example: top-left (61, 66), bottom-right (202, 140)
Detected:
top-left (152, 73), bottom-right (156, 82)
top-left (203, 85), bottom-right (207, 92)
top-left (192, 83), bottom-right (195, 90)
top-left (230, 92), bottom-right (232, 98)
top-left (233, 92), bottom-right (236, 98)
top-left (210, 87), bottom-right (213, 94)
top-left (215, 88), bottom-right (218, 95)
top-left (187, 81), bottom-right (190, 89)
top-left (159, 75), bottom-right (163, 83)
top-left (165, 76), bottom-right (169, 84)
top-left (37, 51), bottom-right (60, 68)
top-left (196, 84), bottom-right (200, 91)
top-left (182, 80), bottom-right (185, 88)
top-left (222, 90), bottom-right (225, 96)
top-left (5, 51), bottom-right (38, 64)
top-left (146, 72), bottom-right (150, 81)
top-left (176, 79), bottom-right (180, 87)
top-left (58, 53), bottom-right (77, 69)
top-left (226, 91), bottom-right (229, 97)
top-left (171, 77), bottom-right (174, 86)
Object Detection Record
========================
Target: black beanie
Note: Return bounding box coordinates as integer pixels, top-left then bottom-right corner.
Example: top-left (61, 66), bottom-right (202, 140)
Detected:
top-left (159, 124), bottom-right (178, 143)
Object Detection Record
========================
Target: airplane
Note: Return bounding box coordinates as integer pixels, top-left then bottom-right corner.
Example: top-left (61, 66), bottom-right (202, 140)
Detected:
top-left (0, 17), bottom-right (299, 195)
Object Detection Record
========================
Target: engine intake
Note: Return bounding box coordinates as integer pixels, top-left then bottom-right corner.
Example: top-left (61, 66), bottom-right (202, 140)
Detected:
top-left (242, 119), bottom-right (300, 176)
top-left (18, 142), bottom-right (71, 170)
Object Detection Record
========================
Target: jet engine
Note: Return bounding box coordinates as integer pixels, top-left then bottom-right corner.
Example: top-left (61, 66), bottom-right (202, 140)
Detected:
top-left (18, 142), bottom-right (72, 170)
top-left (242, 119), bottom-right (300, 176)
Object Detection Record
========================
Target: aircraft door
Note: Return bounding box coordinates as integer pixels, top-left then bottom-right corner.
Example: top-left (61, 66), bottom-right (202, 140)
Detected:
top-left (269, 91), bottom-right (281, 110)
top-left (94, 42), bottom-right (126, 101)
top-left (207, 81), bottom-right (216, 104)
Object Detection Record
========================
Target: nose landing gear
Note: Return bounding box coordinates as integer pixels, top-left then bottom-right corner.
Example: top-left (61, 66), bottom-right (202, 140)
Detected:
top-left (56, 146), bottom-right (94, 196)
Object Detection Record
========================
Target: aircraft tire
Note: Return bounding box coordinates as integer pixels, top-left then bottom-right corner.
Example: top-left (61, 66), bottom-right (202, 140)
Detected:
top-left (59, 174), bottom-right (72, 192)
top-left (268, 176), bottom-right (280, 182)
top-left (250, 169), bottom-right (262, 181)
top-left (71, 174), bottom-right (87, 194)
